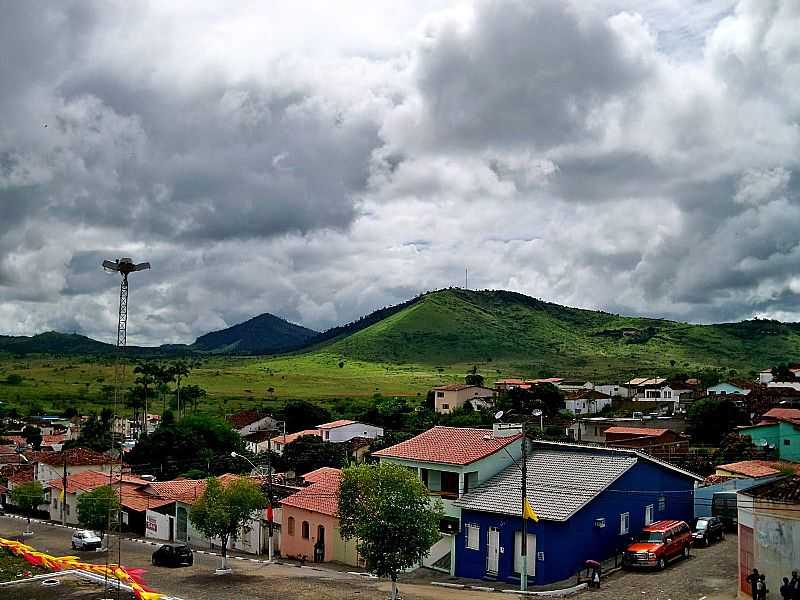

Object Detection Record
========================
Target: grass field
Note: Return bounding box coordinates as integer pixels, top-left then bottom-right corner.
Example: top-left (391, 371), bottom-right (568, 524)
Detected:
top-left (0, 352), bottom-right (476, 417)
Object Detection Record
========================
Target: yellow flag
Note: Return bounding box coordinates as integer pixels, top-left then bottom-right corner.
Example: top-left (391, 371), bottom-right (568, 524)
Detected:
top-left (59, 488), bottom-right (65, 501)
top-left (523, 497), bottom-right (538, 522)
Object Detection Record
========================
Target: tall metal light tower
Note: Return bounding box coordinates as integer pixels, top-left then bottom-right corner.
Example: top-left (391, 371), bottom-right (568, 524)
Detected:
top-left (102, 256), bottom-right (149, 598)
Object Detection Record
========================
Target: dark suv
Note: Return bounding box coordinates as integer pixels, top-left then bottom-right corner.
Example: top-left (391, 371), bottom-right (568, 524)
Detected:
top-left (151, 543), bottom-right (194, 567)
top-left (623, 520), bottom-right (692, 570)
top-left (693, 516), bottom-right (725, 546)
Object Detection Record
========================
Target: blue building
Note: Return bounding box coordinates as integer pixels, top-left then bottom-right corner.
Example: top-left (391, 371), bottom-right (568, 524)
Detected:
top-left (453, 441), bottom-right (701, 586)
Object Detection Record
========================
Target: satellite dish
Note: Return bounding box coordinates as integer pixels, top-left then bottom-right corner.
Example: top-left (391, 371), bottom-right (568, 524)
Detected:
top-left (532, 409), bottom-right (543, 417)
top-left (759, 439), bottom-right (769, 447)
top-left (494, 410), bottom-right (505, 420)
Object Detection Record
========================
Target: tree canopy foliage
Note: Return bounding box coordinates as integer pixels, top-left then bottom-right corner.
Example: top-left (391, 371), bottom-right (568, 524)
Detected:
top-left (77, 485), bottom-right (120, 544)
top-left (688, 398), bottom-right (745, 446)
top-left (338, 462), bottom-right (442, 599)
top-left (277, 399), bottom-right (331, 433)
top-left (10, 480), bottom-right (45, 520)
top-left (126, 415), bottom-right (250, 479)
top-left (189, 477), bottom-right (265, 570)
top-left (282, 435), bottom-right (347, 476)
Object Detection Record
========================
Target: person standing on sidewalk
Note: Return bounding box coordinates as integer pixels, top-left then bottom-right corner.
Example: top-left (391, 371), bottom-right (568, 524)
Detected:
top-left (781, 577), bottom-right (792, 600)
top-left (790, 571), bottom-right (800, 600)
top-left (749, 570), bottom-right (761, 599)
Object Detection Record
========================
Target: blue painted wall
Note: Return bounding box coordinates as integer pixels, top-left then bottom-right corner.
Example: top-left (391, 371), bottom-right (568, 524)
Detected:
top-left (454, 460), bottom-right (696, 586)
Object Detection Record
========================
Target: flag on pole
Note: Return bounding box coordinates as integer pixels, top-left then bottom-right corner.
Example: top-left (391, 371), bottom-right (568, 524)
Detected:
top-left (59, 488), bottom-right (65, 501)
top-left (523, 497), bottom-right (538, 522)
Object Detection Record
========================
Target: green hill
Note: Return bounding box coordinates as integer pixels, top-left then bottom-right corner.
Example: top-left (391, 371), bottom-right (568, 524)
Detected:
top-left (0, 332), bottom-right (114, 355)
top-left (324, 289), bottom-right (800, 374)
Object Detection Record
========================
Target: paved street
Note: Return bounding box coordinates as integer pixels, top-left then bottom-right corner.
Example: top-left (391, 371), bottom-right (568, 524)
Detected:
top-left (574, 536), bottom-right (739, 600)
top-left (1, 515), bottom-right (738, 600)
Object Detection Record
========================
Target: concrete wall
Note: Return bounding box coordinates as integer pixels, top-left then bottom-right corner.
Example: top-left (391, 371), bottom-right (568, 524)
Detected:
top-left (740, 422), bottom-right (800, 462)
top-left (738, 496), bottom-right (800, 598)
top-left (145, 510), bottom-right (173, 541)
top-left (36, 462), bottom-right (112, 484)
top-left (322, 423), bottom-right (383, 443)
top-left (435, 388), bottom-right (494, 414)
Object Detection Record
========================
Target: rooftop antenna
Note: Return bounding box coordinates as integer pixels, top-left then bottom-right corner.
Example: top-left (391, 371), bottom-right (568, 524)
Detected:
top-left (101, 257), bottom-right (150, 598)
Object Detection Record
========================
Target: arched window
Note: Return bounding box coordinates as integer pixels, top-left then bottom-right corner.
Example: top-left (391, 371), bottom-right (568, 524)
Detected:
top-left (302, 521), bottom-right (310, 539)
top-left (287, 517), bottom-right (295, 536)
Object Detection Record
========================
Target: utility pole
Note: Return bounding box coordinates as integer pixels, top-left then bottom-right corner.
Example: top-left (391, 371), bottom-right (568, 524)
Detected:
top-left (61, 452), bottom-right (67, 526)
top-left (520, 419), bottom-right (528, 592)
top-left (267, 436), bottom-right (274, 562)
top-left (102, 257), bottom-right (150, 599)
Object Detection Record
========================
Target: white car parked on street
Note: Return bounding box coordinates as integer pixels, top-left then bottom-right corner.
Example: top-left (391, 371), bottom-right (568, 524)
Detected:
top-left (71, 530), bottom-right (102, 551)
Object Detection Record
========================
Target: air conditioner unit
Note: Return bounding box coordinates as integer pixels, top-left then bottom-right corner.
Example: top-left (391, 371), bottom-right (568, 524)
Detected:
top-left (594, 518), bottom-right (606, 528)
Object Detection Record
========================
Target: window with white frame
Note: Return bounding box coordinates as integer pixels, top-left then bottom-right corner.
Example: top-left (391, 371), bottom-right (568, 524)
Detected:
top-left (620, 512), bottom-right (629, 535)
top-left (645, 505), bottom-right (654, 526)
top-left (465, 523), bottom-right (480, 550)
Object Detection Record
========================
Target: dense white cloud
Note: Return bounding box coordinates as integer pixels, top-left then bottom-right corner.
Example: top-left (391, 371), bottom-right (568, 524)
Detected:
top-left (1, 0), bottom-right (799, 345)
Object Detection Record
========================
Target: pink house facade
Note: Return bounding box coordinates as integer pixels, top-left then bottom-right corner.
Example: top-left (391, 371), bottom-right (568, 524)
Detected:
top-left (279, 468), bottom-right (361, 566)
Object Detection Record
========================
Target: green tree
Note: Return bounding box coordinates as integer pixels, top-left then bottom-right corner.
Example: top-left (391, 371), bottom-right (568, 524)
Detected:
top-left (126, 415), bottom-right (248, 479)
top-left (177, 384), bottom-right (206, 414)
top-left (189, 477), bottom-right (265, 571)
top-left (283, 435), bottom-right (347, 475)
top-left (464, 372), bottom-right (485, 387)
top-left (77, 485), bottom-right (120, 548)
top-left (688, 399), bottom-right (744, 445)
top-left (170, 361), bottom-right (191, 418)
top-left (278, 399), bottom-right (331, 432)
top-left (5, 373), bottom-right (23, 385)
top-left (339, 463), bottom-right (442, 599)
top-left (133, 361), bottom-right (160, 433)
top-left (772, 363), bottom-right (794, 381)
top-left (10, 480), bottom-right (45, 532)
top-left (22, 425), bottom-right (42, 450)
top-left (73, 408), bottom-right (114, 452)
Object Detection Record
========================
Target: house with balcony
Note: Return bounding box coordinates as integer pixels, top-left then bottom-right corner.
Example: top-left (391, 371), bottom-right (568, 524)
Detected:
top-left (373, 425), bottom-right (522, 574)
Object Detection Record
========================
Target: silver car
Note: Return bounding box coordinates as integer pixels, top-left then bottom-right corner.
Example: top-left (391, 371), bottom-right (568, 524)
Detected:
top-left (71, 529), bottom-right (102, 551)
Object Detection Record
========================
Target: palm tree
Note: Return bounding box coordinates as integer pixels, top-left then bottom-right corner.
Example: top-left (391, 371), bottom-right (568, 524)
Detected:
top-left (133, 362), bottom-right (159, 437)
top-left (171, 361), bottom-right (191, 418)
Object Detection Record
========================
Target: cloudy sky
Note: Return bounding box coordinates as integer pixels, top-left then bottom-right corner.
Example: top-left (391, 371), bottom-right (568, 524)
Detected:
top-left (1, 0), bottom-right (799, 345)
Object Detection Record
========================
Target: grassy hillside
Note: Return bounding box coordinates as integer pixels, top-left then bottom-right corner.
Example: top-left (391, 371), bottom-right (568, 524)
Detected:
top-left (326, 289), bottom-right (800, 373)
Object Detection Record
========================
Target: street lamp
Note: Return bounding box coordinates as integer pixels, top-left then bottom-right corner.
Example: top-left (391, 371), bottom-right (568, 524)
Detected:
top-left (494, 409), bottom-right (539, 592)
top-left (231, 451), bottom-right (275, 562)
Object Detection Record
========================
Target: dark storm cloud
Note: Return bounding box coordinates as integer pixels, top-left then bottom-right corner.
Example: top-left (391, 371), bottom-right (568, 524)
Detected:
top-left (411, 0), bottom-right (652, 151)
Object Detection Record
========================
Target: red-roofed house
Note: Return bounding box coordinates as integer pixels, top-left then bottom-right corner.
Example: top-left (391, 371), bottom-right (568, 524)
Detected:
top-left (374, 425), bottom-right (523, 574)
top-left (604, 427), bottom-right (688, 457)
top-left (716, 460), bottom-right (799, 479)
top-left (226, 409), bottom-right (278, 436)
top-left (280, 468), bottom-right (360, 566)
top-left (45, 470), bottom-right (171, 533)
top-left (739, 409), bottom-right (800, 462)
top-left (34, 448), bottom-right (114, 484)
top-left (270, 430), bottom-right (321, 456)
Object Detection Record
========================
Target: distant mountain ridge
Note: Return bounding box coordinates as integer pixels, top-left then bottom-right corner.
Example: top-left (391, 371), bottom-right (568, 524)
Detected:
top-left (191, 313), bottom-right (318, 354)
top-left (3, 290), bottom-right (800, 374)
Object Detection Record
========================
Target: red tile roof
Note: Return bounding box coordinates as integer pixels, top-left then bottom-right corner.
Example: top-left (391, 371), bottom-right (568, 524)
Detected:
top-left (2, 434), bottom-right (66, 447)
top-left (226, 409), bottom-right (271, 430)
top-left (119, 483), bottom-right (173, 512)
top-left (272, 430), bottom-right (320, 446)
top-left (146, 479), bottom-right (207, 504)
top-left (760, 408), bottom-right (800, 426)
top-left (604, 427), bottom-right (669, 437)
top-left (717, 461), bottom-right (781, 478)
top-left (494, 379), bottom-right (525, 385)
top-left (372, 426), bottom-right (521, 466)
top-left (7, 465), bottom-right (34, 485)
top-left (317, 419), bottom-right (356, 430)
top-left (37, 448), bottom-right (113, 467)
top-left (567, 389), bottom-right (611, 400)
top-left (280, 468), bottom-right (341, 516)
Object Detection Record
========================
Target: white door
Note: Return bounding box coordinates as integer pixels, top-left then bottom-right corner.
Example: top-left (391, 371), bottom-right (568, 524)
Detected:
top-left (514, 531), bottom-right (536, 577)
top-left (486, 527), bottom-right (500, 574)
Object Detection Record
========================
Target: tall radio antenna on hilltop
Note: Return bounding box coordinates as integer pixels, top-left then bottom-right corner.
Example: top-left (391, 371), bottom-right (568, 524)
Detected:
top-left (101, 257), bottom-right (150, 598)
top-left (465, 267), bottom-right (468, 290)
